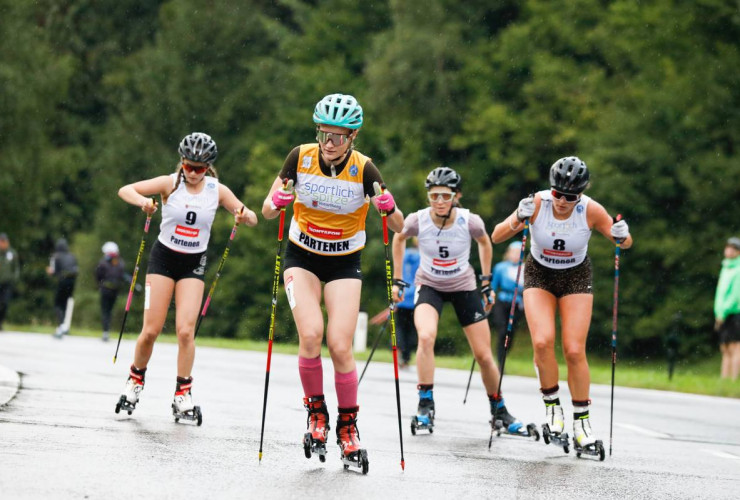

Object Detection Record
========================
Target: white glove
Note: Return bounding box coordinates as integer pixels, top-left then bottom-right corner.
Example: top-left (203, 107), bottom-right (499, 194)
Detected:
top-left (611, 219), bottom-right (629, 239)
top-left (516, 197), bottom-right (535, 221)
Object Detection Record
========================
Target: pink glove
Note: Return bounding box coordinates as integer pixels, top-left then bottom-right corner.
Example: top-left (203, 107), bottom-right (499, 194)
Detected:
top-left (373, 191), bottom-right (395, 213)
top-left (271, 188), bottom-right (295, 209)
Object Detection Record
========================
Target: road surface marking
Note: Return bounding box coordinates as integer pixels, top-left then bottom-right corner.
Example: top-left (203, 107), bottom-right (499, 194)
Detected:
top-left (616, 423), bottom-right (671, 439)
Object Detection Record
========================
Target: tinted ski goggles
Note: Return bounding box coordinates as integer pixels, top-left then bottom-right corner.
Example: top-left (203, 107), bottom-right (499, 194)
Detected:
top-left (316, 129), bottom-right (350, 146)
top-left (551, 189), bottom-right (581, 203)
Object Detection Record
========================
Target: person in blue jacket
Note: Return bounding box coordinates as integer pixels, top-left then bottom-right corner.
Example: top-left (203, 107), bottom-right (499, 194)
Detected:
top-left (489, 241), bottom-right (525, 366)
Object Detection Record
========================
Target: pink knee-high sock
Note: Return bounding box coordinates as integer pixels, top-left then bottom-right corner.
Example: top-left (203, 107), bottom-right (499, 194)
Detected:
top-left (298, 356), bottom-right (324, 398)
top-left (335, 369), bottom-right (358, 408)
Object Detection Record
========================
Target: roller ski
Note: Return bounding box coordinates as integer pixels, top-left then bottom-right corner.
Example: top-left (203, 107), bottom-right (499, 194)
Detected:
top-left (541, 402), bottom-right (570, 454)
top-left (115, 366), bottom-right (145, 416)
top-left (572, 413), bottom-right (605, 461)
top-left (336, 407), bottom-right (369, 475)
top-left (302, 395), bottom-right (329, 463)
top-left (410, 387), bottom-right (435, 435)
top-left (171, 377), bottom-right (202, 426)
top-left (488, 398), bottom-right (539, 448)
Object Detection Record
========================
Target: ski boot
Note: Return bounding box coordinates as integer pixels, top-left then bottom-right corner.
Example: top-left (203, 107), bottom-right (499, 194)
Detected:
top-left (572, 413), bottom-right (605, 461)
top-left (302, 395), bottom-right (330, 463)
top-left (115, 365), bottom-right (146, 415)
top-left (171, 376), bottom-right (202, 426)
top-left (541, 401), bottom-right (569, 453)
top-left (410, 386), bottom-right (435, 435)
top-left (489, 398), bottom-right (540, 448)
top-left (336, 406), bottom-right (369, 474)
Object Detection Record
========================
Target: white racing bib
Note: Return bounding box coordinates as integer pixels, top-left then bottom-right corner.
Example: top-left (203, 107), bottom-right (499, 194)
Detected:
top-left (158, 174), bottom-right (219, 253)
top-left (530, 190), bottom-right (592, 269)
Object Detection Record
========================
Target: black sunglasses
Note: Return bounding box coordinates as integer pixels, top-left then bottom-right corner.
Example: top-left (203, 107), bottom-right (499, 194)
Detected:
top-left (551, 189), bottom-right (580, 203)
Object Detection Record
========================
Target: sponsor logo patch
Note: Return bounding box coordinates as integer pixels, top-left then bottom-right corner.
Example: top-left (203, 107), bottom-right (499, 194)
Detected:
top-left (433, 258), bottom-right (458, 267)
top-left (349, 164), bottom-right (358, 177)
top-left (175, 225), bottom-right (199, 238)
top-left (301, 156), bottom-right (312, 169)
top-left (306, 222), bottom-right (343, 240)
top-left (543, 249), bottom-right (573, 257)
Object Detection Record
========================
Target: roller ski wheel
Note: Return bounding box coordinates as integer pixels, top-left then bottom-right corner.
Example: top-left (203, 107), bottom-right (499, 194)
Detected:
top-left (114, 395), bottom-right (136, 416)
top-left (172, 404), bottom-right (203, 426)
top-left (574, 438), bottom-right (605, 461)
top-left (541, 424), bottom-right (569, 454)
top-left (302, 432), bottom-right (328, 463)
top-left (341, 449), bottom-right (369, 475)
top-left (410, 414), bottom-right (434, 435)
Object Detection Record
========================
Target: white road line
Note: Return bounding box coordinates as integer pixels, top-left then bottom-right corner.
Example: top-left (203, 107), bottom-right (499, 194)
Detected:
top-left (702, 449), bottom-right (740, 460)
top-left (616, 423), bottom-right (671, 439)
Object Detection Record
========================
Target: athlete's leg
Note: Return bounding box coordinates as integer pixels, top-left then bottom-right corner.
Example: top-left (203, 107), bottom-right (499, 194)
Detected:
top-left (729, 341), bottom-right (740, 380)
top-left (415, 304), bottom-right (440, 384)
top-left (324, 278), bottom-right (362, 373)
top-left (524, 288), bottom-right (559, 389)
top-left (174, 278), bottom-right (205, 378)
top-left (285, 267), bottom-right (325, 358)
top-left (559, 293), bottom-right (594, 400)
top-left (462, 319), bottom-right (499, 394)
top-left (720, 343), bottom-right (730, 379)
top-left (133, 274), bottom-right (175, 369)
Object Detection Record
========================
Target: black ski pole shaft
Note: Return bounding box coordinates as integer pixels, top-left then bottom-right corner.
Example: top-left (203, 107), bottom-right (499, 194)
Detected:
top-left (259, 180), bottom-right (291, 463)
top-left (113, 199), bottom-right (155, 364)
top-left (376, 182), bottom-right (405, 470)
top-left (493, 219), bottom-right (529, 399)
top-left (463, 359), bottom-right (476, 404)
top-left (609, 215), bottom-right (622, 457)
top-left (194, 207), bottom-right (243, 339)
top-left (359, 318), bottom-right (390, 385)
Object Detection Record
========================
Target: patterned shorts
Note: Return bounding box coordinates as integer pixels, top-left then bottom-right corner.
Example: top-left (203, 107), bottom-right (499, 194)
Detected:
top-left (523, 254), bottom-right (592, 298)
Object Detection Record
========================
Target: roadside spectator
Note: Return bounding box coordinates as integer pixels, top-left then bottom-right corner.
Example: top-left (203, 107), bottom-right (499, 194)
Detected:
top-left (0, 233), bottom-right (20, 331)
top-left (715, 236), bottom-right (740, 380)
top-left (489, 241), bottom-right (525, 366)
top-left (46, 238), bottom-right (78, 338)
top-left (95, 242), bottom-right (128, 342)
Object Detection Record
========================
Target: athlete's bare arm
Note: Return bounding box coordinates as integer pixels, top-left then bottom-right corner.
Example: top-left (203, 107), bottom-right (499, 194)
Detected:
top-left (587, 200), bottom-right (633, 249)
top-left (491, 193), bottom-right (542, 244)
top-left (218, 184), bottom-right (258, 227)
top-left (118, 175), bottom-right (172, 212)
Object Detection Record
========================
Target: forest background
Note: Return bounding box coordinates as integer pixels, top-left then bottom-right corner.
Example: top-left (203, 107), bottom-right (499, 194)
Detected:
top-left (1, 0), bottom-right (738, 362)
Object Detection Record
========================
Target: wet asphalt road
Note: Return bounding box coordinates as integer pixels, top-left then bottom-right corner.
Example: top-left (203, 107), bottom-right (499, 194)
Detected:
top-left (0, 331), bottom-right (738, 499)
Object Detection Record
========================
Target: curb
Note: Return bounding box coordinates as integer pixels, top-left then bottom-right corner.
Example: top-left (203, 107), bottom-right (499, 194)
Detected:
top-left (0, 364), bottom-right (20, 407)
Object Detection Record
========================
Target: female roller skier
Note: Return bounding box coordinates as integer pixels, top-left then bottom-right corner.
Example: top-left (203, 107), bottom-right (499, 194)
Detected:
top-left (491, 156), bottom-right (632, 457)
top-left (393, 167), bottom-right (532, 438)
top-left (262, 93), bottom-right (403, 471)
top-left (115, 132), bottom-right (258, 423)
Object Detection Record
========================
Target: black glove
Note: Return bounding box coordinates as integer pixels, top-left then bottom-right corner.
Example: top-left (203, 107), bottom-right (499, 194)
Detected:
top-left (392, 279), bottom-right (410, 289)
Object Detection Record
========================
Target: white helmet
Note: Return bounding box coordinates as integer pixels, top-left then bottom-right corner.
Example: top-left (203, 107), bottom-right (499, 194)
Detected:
top-left (102, 241), bottom-right (119, 256)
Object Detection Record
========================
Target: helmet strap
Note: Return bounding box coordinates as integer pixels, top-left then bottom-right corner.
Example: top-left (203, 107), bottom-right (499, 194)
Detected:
top-left (434, 205), bottom-right (455, 237)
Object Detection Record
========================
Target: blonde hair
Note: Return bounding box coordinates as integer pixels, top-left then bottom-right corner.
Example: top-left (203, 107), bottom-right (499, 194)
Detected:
top-left (170, 161), bottom-right (218, 195)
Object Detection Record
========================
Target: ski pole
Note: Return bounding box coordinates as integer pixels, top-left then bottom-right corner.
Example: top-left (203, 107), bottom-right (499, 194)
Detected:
top-left (489, 218), bottom-right (528, 448)
top-left (194, 207), bottom-right (244, 339)
top-left (258, 180), bottom-right (292, 463)
top-left (609, 215), bottom-right (622, 457)
top-left (113, 199), bottom-right (156, 364)
top-left (358, 317), bottom-right (390, 385)
top-left (375, 182), bottom-right (405, 470)
top-left (463, 359), bottom-right (476, 404)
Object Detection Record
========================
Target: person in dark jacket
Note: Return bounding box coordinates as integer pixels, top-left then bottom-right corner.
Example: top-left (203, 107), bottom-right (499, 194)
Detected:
top-left (96, 241), bottom-right (128, 342)
top-left (0, 233), bottom-right (20, 331)
top-left (46, 238), bottom-right (78, 338)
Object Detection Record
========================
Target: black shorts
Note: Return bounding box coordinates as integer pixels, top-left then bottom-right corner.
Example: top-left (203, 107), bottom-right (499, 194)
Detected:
top-left (147, 240), bottom-right (207, 282)
top-left (720, 314), bottom-right (740, 344)
top-left (284, 241), bottom-right (362, 283)
top-left (523, 254), bottom-right (592, 298)
top-left (415, 285), bottom-right (486, 327)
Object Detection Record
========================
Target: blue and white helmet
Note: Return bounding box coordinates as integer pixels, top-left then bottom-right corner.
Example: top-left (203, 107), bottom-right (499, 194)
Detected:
top-left (313, 94), bottom-right (363, 129)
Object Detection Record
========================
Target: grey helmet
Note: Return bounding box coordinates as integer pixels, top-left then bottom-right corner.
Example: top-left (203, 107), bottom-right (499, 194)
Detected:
top-left (549, 156), bottom-right (590, 194)
top-left (425, 167), bottom-right (462, 191)
top-left (178, 132), bottom-right (218, 164)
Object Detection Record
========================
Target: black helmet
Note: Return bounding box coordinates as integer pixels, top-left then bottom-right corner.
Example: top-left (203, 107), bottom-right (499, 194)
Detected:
top-left (549, 156), bottom-right (590, 194)
top-left (178, 132), bottom-right (218, 164)
top-left (425, 167), bottom-right (462, 191)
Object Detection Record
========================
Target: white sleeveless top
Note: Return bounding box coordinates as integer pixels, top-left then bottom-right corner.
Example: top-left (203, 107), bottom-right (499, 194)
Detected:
top-left (417, 207), bottom-right (473, 285)
top-left (158, 174), bottom-right (219, 253)
top-left (530, 190), bottom-right (592, 269)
